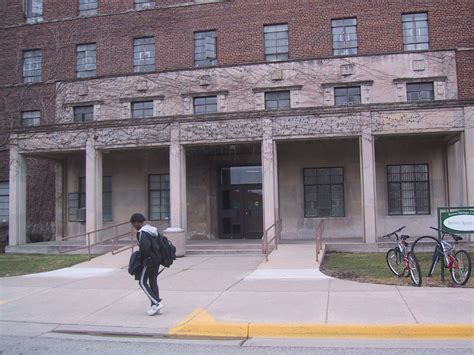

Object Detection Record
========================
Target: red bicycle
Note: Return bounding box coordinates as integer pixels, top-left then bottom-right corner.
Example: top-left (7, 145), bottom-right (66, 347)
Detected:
top-left (383, 226), bottom-right (422, 287)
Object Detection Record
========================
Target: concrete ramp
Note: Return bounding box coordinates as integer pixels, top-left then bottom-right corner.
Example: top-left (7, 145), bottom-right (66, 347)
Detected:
top-left (245, 243), bottom-right (331, 280)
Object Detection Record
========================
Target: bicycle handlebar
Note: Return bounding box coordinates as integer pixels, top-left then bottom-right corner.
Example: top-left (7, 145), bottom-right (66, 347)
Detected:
top-left (429, 226), bottom-right (463, 241)
top-left (382, 226), bottom-right (406, 239)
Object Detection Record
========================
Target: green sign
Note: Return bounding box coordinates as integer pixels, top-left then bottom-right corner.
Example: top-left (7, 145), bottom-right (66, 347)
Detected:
top-left (440, 209), bottom-right (474, 233)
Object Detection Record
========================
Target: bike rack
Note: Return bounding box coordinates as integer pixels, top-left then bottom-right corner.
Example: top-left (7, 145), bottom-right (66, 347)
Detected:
top-left (410, 235), bottom-right (446, 281)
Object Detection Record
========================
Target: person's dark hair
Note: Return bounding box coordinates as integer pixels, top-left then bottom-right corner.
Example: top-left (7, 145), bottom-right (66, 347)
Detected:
top-left (130, 213), bottom-right (146, 223)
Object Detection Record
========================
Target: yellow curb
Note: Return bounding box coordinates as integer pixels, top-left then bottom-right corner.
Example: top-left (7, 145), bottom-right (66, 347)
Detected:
top-left (169, 309), bottom-right (474, 340)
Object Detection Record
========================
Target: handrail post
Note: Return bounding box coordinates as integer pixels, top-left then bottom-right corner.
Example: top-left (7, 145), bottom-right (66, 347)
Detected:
top-left (87, 233), bottom-right (91, 260)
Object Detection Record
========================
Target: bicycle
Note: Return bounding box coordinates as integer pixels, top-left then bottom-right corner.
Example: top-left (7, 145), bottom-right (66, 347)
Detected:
top-left (428, 227), bottom-right (472, 286)
top-left (383, 226), bottom-right (422, 287)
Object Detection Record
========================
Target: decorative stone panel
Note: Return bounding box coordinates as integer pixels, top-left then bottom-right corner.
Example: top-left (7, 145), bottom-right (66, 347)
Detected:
top-left (179, 119), bottom-right (262, 142)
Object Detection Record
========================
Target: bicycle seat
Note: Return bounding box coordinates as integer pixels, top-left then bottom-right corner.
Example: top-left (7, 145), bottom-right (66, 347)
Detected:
top-left (452, 235), bottom-right (463, 241)
top-left (401, 235), bottom-right (410, 240)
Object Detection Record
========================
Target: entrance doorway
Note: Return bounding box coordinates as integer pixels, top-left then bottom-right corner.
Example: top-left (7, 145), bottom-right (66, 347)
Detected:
top-left (219, 166), bottom-right (263, 239)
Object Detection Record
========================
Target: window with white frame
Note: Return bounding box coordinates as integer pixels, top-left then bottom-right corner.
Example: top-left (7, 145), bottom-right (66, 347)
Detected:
top-left (406, 82), bottom-right (434, 101)
top-left (74, 105), bottom-right (94, 122)
top-left (0, 182), bottom-right (9, 224)
top-left (334, 86), bottom-right (361, 106)
top-left (132, 101), bottom-right (154, 118)
top-left (387, 164), bottom-right (430, 215)
top-left (149, 175), bottom-right (170, 220)
top-left (194, 30), bottom-right (217, 67)
top-left (76, 43), bottom-right (96, 78)
top-left (21, 111), bottom-right (40, 126)
top-left (23, 50), bottom-right (42, 84)
top-left (78, 0), bottom-right (98, 16)
top-left (134, 37), bottom-right (155, 73)
top-left (193, 96), bottom-right (217, 114)
top-left (264, 24), bottom-right (289, 61)
top-left (402, 13), bottom-right (429, 51)
top-left (304, 167), bottom-right (345, 217)
top-left (332, 18), bottom-right (357, 56)
top-left (25, 0), bottom-right (43, 23)
top-left (135, 0), bottom-right (155, 10)
top-left (264, 91), bottom-right (290, 110)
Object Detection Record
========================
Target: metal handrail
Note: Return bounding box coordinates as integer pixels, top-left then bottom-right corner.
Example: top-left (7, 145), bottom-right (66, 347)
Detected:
top-left (315, 220), bottom-right (326, 262)
top-left (262, 218), bottom-right (282, 262)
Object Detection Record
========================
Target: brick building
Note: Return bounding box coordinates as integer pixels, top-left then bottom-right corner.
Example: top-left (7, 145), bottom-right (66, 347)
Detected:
top-left (1, 0), bottom-right (473, 251)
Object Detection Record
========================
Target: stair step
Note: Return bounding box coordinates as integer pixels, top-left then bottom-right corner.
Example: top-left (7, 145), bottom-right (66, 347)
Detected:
top-left (186, 249), bottom-right (263, 255)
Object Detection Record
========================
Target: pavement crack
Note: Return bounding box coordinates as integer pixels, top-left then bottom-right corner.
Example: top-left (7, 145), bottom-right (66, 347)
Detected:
top-left (395, 286), bottom-right (419, 323)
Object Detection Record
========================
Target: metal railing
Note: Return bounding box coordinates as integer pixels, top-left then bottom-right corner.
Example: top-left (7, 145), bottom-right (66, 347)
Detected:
top-left (262, 218), bottom-right (282, 262)
top-left (315, 219), bottom-right (326, 262)
top-left (59, 221), bottom-right (169, 260)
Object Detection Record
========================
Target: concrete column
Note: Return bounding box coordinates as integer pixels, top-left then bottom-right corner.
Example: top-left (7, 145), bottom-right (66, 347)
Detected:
top-left (273, 140), bottom-right (280, 221)
top-left (464, 107), bottom-right (474, 205)
top-left (359, 115), bottom-right (377, 244)
top-left (54, 161), bottom-right (65, 241)
top-left (446, 135), bottom-right (466, 206)
top-left (262, 118), bottom-right (276, 232)
top-left (85, 138), bottom-right (102, 244)
top-left (164, 124), bottom-right (186, 256)
top-left (8, 144), bottom-right (27, 246)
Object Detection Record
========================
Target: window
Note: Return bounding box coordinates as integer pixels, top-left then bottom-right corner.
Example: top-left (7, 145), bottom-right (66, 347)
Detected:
top-left (135, 0), bottom-right (155, 10)
top-left (78, 0), bottom-right (97, 16)
top-left (387, 164), bottom-right (430, 215)
top-left (193, 96), bottom-right (217, 114)
top-left (76, 43), bottom-right (96, 78)
top-left (74, 106), bottom-right (94, 122)
top-left (304, 167), bottom-right (344, 217)
top-left (132, 101), bottom-right (154, 118)
top-left (402, 13), bottom-right (429, 51)
top-left (406, 82), bottom-right (434, 101)
top-left (264, 24), bottom-right (289, 61)
top-left (265, 91), bottom-right (290, 110)
top-left (332, 18), bottom-right (357, 56)
top-left (23, 50), bottom-right (42, 84)
top-left (134, 37), bottom-right (155, 73)
top-left (0, 182), bottom-right (9, 224)
top-left (149, 175), bottom-right (170, 220)
top-left (194, 30), bottom-right (217, 67)
top-left (25, 0), bottom-right (43, 23)
top-left (334, 86), bottom-right (361, 106)
top-left (21, 111), bottom-right (40, 126)
top-left (103, 176), bottom-right (112, 222)
top-left (68, 177), bottom-right (113, 222)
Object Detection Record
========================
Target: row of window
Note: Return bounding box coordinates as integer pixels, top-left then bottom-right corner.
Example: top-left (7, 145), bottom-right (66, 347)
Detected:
top-left (21, 12), bottom-right (430, 83)
top-left (305, 164), bottom-right (430, 217)
top-left (20, 83), bottom-right (435, 126)
top-left (68, 174), bottom-right (169, 222)
top-left (24, 0), bottom-right (170, 23)
top-left (65, 162), bottom-right (431, 223)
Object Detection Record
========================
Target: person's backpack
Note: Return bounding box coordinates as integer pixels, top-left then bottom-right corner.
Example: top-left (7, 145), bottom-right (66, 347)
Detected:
top-left (157, 233), bottom-right (176, 268)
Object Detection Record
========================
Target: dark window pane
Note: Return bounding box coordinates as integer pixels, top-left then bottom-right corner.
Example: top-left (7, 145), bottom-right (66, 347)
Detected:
top-left (304, 167), bottom-right (344, 217)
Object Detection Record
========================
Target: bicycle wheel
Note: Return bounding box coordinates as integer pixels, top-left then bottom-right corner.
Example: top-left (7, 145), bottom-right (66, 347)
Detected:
top-left (407, 252), bottom-right (422, 287)
top-left (386, 248), bottom-right (405, 277)
top-left (450, 250), bottom-right (472, 286)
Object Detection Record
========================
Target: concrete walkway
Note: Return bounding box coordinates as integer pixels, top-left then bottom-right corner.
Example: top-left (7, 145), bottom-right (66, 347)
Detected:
top-left (0, 245), bottom-right (473, 340)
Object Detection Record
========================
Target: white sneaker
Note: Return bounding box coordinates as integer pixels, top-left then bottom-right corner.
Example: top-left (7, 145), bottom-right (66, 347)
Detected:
top-left (146, 303), bottom-right (163, 316)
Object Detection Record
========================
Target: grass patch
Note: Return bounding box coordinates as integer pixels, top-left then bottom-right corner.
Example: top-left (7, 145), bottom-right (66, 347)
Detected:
top-left (0, 254), bottom-right (92, 277)
top-left (321, 252), bottom-right (473, 288)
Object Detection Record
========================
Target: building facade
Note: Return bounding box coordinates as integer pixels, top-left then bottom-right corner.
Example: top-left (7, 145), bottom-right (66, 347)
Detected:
top-left (1, 0), bottom-right (473, 249)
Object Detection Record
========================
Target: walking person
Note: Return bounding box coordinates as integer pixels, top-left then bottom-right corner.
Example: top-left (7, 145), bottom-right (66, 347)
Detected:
top-left (130, 213), bottom-right (163, 316)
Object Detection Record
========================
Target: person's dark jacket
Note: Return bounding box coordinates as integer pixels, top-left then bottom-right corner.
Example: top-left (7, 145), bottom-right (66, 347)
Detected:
top-left (128, 250), bottom-right (143, 280)
top-left (136, 224), bottom-right (161, 268)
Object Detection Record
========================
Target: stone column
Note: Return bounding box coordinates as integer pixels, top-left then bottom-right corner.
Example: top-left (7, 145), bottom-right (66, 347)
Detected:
top-left (54, 161), bottom-right (65, 241)
top-left (262, 119), bottom-right (276, 233)
top-left (446, 135), bottom-right (466, 206)
top-left (164, 124), bottom-right (186, 256)
top-left (464, 107), bottom-right (474, 206)
top-left (8, 144), bottom-right (27, 246)
top-left (359, 114), bottom-right (377, 244)
top-left (85, 138), bottom-right (102, 244)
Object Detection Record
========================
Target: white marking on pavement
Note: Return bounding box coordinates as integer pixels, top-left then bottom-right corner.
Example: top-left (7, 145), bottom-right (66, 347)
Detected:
top-left (21, 267), bottom-right (116, 279)
top-left (244, 269), bottom-right (333, 280)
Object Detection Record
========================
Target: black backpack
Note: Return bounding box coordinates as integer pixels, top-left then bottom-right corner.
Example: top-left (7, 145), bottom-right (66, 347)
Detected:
top-left (157, 233), bottom-right (176, 269)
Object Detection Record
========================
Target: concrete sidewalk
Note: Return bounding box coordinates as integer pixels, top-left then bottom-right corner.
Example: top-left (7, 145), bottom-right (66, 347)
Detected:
top-left (0, 245), bottom-right (473, 340)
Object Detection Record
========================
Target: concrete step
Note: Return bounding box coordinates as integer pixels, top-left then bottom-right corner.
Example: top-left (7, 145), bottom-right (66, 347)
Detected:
top-left (6, 241), bottom-right (131, 255)
top-left (186, 244), bottom-right (262, 250)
